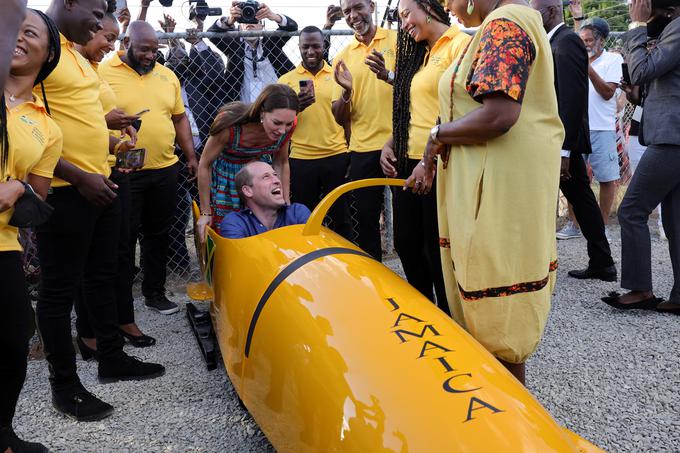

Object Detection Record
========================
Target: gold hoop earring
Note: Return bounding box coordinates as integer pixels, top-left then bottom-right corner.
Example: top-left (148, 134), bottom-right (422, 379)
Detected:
top-left (426, 14), bottom-right (432, 23)
top-left (467, 0), bottom-right (475, 15)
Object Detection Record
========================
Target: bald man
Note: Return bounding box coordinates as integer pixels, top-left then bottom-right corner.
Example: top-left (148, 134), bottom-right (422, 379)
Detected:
top-left (532, 0), bottom-right (616, 282)
top-left (100, 21), bottom-right (198, 316)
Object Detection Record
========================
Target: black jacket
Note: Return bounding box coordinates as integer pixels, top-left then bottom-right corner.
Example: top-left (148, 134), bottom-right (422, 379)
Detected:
top-left (550, 24), bottom-right (592, 154)
top-left (166, 44), bottom-right (230, 148)
top-left (208, 17), bottom-right (298, 103)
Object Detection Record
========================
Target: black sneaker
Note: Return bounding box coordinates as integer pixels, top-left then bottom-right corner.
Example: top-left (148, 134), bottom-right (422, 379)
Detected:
top-left (144, 293), bottom-right (179, 315)
top-left (0, 427), bottom-right (49, 453)
top-left (98, 352), bottom-right (165, 384)
top-left (52, 388), bottom-right (114, 422)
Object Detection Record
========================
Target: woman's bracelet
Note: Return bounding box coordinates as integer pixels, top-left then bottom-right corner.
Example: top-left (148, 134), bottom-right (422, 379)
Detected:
top-left (200, 212), bottom-right (212, 216)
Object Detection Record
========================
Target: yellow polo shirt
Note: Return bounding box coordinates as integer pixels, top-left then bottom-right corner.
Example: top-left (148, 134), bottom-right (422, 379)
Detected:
top-left (99, 52), bottom-right (185, 170)
top-left (332, 27), bottom-right (397, 152)
top-left (279, 62), bottom-right (348, 159)
top-left (407, 26), bottom-right (471, 160)
top-left (1, 98), bottom-right (62, 251)
top-left (34, 33), bottom-right (110, 187)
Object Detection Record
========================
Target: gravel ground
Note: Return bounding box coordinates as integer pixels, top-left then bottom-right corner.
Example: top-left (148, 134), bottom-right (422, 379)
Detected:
top-left (14, 225), bottom-right (679, 452)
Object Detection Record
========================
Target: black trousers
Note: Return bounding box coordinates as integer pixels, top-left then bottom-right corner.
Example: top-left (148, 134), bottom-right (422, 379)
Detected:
top-left (560, 153), bottom-right (614, 269)
top-left (128, 163), bottom-right (179, 297)
top-left (290, 153), bottom-right (351, 238)
top-left (168, 157), bottom-right (196, 273)
top-left (348, 150), bottom-right (383, 261)
top-left (0, 252), bottom-right (32, 428)
top-left (36, 186), bottom-right (124, 392)
top-left (393, 159), bottom-right (449, 314)
top-left (75, 170), bottom-right (135, 338)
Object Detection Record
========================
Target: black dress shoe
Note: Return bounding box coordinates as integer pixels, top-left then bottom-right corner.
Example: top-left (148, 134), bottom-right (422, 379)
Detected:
top-left (601, 292), bottom-right (661, 310)
top-left (98, 352), bottom-right (165, 384)
top-left (568, 265), bottom-right (617, 282)
top-left (52, 388), bottom-right (114, 422)
top-left (656, 301), bottom-right (680, 315)
top-left (119, 329), bottom-right (157, 348)
top-left (0, 426), bottom-right (49, 453)
top-left (76, 336), bottom-right (97, 361)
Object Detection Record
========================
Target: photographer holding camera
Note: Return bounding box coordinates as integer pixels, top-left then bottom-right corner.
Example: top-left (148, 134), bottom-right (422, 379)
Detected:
top-left (208, 1), bottom-right (298, 104)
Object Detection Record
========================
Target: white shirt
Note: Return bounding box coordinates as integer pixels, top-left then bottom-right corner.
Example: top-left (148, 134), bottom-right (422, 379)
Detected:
top-left (546, 23), bottom-right (571, 157)
top-left (588, 50), bottom-right (623, 131)
top-left (240, 40), bottom-right (279, 104)
top-left (181, 88), bottom-right (202, 150)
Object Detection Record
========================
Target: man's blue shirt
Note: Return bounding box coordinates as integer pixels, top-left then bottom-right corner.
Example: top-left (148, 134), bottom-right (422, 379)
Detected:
top-left (220, 203), bottom-right (311, 238)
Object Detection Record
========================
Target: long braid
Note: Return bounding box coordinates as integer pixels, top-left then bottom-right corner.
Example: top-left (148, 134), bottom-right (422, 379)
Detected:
top-left (393, 0), bottom-right (450, 175)
top-left (1, 95), bottom-right (8, 179)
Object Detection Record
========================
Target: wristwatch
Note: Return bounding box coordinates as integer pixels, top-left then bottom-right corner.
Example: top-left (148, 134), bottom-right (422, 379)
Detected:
top-left (629, 21), bottom-right (647, 30)
top-left (430, 125), bottom-right (442, 145)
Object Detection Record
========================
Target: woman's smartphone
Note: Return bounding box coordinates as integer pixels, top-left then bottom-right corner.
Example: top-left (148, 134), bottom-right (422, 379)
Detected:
top-left (135, 108), bottom-right (150, 116)
top-left (299, 79), bottom-right (315, 97)
top-left (116, 148), bottom-right (146, 169)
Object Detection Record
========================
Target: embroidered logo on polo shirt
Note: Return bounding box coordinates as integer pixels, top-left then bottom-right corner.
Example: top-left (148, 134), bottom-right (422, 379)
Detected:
top-left (19, 115), bottom-right (37, 126)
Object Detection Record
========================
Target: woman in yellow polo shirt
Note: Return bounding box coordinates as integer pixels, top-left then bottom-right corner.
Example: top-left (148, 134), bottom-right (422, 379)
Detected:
top-left (1, 9), bottom-right (61, 452)
top-left (379, 0), bottom-right (470, 315)
top-left (73, 10), bottom-right (156, 353)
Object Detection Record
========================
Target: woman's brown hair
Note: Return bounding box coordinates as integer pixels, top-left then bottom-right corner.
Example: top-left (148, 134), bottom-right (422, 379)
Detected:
top-left (209, 84), bottom-right (300, 136)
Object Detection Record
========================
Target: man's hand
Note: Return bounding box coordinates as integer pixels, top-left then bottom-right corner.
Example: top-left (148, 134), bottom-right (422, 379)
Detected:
top-left (159, 13), bottom-right (176, 33)
top-left (75, 172), bottom-right (118, 206)
top-left (117, 7), bottom-right (131, 28)
top-left (225, 3), bottom-right (242, 26)
top-left (186, 28), bottom-right (201, 45)
top-left (569, 0), bottom-right (583, 19)
top-left (256, 3), bottom-right (282, 23)
top-left (325, 5), bottom-right (342, 29)
top-left (298, 90), bottom-right (315, 112)
top-left (123, 126), bottom-right (138, 146)
top-left (334, 60), bottom-right (353, 92)
top-left (186, 157), bottom-right (199, 182)
top-left (105, 108), bottom-right (139, 131)
top-left (630, 0), bottom-right (652, 23)
top-left (380, 141), bottom-right (398, 177)
top-left (366, 49), bottom-right (389, 81)
top-left (0, 180), bottom-right (26, 212)
top-left (560, 157), bottom-right (571, 181)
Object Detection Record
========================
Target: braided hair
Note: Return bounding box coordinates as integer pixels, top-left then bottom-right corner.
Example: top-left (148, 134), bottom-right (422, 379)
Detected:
top-left (392, 0), bottom-right (450, 175)
top-left (1, 9), bottom-right (61, 178)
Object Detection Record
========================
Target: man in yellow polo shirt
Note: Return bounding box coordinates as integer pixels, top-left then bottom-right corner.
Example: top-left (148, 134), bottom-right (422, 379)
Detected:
top-left (279, 26), bottom-right (350, 237)
top-left (35, 0), bottom-right (165, 423)
top-left (99, 21), bottom-right (198, 316)
top-left (331, 0), bottom-right (397, 260)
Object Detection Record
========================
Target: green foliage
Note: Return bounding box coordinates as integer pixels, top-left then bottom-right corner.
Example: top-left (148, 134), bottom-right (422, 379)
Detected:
top-left (565, 0), bottom-right (630, 32)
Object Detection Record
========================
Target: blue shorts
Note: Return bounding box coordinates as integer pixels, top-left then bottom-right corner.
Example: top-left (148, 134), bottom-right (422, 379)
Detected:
top-left (585, 130), bottom-right (620, 183)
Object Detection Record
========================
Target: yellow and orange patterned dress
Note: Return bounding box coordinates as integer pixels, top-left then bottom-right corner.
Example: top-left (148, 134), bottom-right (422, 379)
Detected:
top-left (436, 4), bottom-right (564, 364)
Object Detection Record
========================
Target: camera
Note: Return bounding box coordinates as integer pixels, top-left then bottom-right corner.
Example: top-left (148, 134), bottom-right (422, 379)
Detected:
top-left (235, 0), bottom-right (261, 24)
top-left (386, 7), bottom-right (399, 23)
top-left (159, 0), bottom-right (173, 7)
top-left (189, 0), bottom-right (222, 21)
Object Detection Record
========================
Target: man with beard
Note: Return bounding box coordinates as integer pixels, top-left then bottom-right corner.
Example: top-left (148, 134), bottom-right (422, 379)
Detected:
top-left (331, 0), bottom-right (397, 261)
top-left (208, 2), bottom-right (298, 103)
top-left (278, 26), bottom-right (351, 238)
top-left (558, 19), bottom-right (622, 241)
top-left (36, 0), bottom-right (165, 422)
top-left (100, 21), bottom-right (199, 316)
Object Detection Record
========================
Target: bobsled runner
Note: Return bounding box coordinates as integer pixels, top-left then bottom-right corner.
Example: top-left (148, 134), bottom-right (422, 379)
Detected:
top-left (188, 178), bottom-right (604, 452)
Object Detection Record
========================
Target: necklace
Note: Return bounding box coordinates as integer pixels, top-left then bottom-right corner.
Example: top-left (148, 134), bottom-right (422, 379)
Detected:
top-left (4, 90), bottom-right (31, 104)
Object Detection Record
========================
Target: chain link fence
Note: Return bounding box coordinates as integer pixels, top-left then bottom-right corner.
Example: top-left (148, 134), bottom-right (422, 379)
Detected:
top-left (20, 27), bottom-right (639, 292)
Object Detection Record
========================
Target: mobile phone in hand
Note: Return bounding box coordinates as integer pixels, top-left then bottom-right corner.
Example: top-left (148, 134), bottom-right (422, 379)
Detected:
top-left (116, 148), bottom-right (146, 170)
top-left (299, 79), bottom-right (315, 97)
top-left (621, 63), bottom-right (631, 85)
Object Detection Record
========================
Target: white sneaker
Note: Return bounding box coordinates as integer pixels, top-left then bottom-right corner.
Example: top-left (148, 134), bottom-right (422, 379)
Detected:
top-left (556, 222), bottom-right (582, 240)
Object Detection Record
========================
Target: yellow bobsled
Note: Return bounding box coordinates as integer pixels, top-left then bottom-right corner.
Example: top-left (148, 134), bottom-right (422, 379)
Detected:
top-left (189, 179), bottom-right (604, 453)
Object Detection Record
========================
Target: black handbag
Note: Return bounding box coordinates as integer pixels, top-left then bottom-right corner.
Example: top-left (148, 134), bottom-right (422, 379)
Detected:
top-left (8, 181), bottom-right (53, 228)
